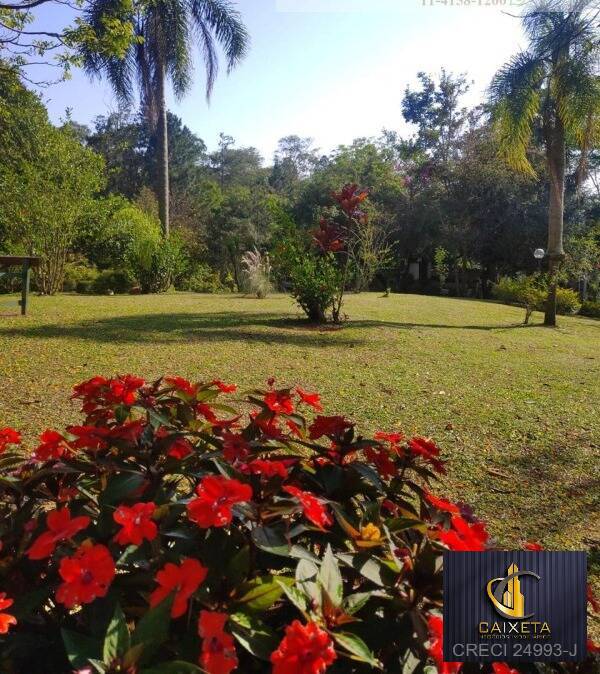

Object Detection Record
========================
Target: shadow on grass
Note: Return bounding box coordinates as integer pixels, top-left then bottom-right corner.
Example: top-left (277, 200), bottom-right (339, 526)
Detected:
top-left (0, 311), bottom-right (538, 346)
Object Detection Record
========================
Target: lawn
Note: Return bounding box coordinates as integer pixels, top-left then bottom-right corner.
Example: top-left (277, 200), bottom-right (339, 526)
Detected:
top-left (1, 292), bottom-right (599, 606)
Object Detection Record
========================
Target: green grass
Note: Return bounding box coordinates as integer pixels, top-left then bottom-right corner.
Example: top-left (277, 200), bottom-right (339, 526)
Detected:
top-left (1, 292), bottom-right (599, 579)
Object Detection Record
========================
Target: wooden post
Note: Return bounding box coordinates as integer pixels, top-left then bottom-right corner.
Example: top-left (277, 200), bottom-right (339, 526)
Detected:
top-left (20, 258), bottom-right (31, 316)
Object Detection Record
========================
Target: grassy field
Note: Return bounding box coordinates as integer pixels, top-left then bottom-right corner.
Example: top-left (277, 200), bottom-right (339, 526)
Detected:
top-left (1, 292), bottom-right (599, 604)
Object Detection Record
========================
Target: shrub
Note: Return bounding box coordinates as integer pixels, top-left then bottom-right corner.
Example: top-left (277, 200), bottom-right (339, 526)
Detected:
top-left (493, 275), bottom-right (580, 322)
top-left (241, 248), bottom-right (271, 298)
top-left (61, 258), bottom-right (99, 293)
top-left (2, 377), bottom-right (596, 673)
top-left (287, 252), bottom-right (342, 322)
top-left (129, 234), bottom-right (187, 294)
top-left (580, 300), bottom-right (600, 318)
top-left (555, 286), bottom-right (581, 315)
top-left (177, 263), bottom-right (227, 293)
top-left (91, 268), bottom-right (133, 295)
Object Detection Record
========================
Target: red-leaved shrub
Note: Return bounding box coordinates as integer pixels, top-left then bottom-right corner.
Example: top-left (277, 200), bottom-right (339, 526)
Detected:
top-left (0, 376), bottom-right (597, 673)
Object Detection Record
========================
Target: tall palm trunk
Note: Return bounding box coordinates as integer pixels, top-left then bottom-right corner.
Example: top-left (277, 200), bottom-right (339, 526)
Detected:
top-left (544, 113), bottom-right (565, 327)
top-left (156, 59), bottom-right (170, 238)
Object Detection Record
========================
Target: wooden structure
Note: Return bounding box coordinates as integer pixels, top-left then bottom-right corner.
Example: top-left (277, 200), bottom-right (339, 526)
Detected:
top-left (0, 256), bottom-right (40, 315)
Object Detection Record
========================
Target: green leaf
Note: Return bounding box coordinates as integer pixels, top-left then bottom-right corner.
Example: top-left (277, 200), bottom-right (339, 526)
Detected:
top-left (386, 517), bottom-right (424, 533)
top-left (131, 594), bottom-right (173, 665)
top-left (226, 545), bottom-right (250, 586)
top-left (295, 558), bottom-right (320, 606)
top-left (318, 544), bottom-right (343, 608)
top-left (229, 612), bottom-right (278, 661)
top-left (103, 603), bottom-right (130, 663)
top-left (234, 575), bottom-right (293, 612)
top-left (142, 662), bottom-right (202, 674)
top-left (333, 631), bottom-right (382, 668)
top-left (61, 629), bottom-right (102, 669)
top-left (251, 525), bottom-right (318, 561)
top-left (343, 591), bottom-right (372, 615)
top-left (100, 472), bottom-right (145, 506)
top-left (337, 553), bottom-right (397, 587)
top-left (277, 579), bottom-right (308, 614)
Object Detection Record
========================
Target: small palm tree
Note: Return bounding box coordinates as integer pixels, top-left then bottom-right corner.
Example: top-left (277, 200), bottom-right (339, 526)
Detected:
top-left (82, 0), bottom-right (249, 238)
top-left (490, 0), bottom-right (600, 325)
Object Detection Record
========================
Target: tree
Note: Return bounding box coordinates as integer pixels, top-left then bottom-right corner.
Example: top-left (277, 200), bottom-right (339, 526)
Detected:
top-left (0, 1), bottom-right (135, 86)
top-left (402, 69), bottom-right (471, 162)
top-left (81, 0), bottom-right (249, 237)
top-left (490, 0), bottom-right (600, 325)
top-left (0, 71), bottom-right (104, 294)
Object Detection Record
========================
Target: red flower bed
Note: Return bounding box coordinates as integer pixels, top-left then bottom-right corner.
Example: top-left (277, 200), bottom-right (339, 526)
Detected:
top-left (0, 378), bottom-right (597, 672)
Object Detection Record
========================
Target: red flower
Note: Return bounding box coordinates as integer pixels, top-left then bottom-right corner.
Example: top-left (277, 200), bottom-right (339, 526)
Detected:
top-left (197, 402), bottom-right (218, 423)
top-left (167, 436), bottom-right (194, 460)
top-left (408, 436), bottom-right (446, 474)
top-left (108, 419), bottom-right (146, 443)
top-left (264, 390), bottom-right (294, 415)
top-left (107, 374), bottom-right (145, 406)
top-left (166, 376), bottom-right (197, 397)
top-left (425, 491), bottom-right (460, 514)
top-left (308, 416), bottom-right (353, 440)
top-left (222, 432), bottom-right (251, 463)
top-left (296, 387), bottom-right (323, 412)
top-left (492, 664), bottom-right (519, 674)
top-left (0, 593), bottom-right (16, 635)
top-left (524, 541), bottom-right (543, 551)
top-left (35, 429), bottom-right (70, 461)
top-left (254, 414), bottom-right (285, 439)
top-left (149, 558), bottom-right (207, 618)
top-left (374, 431), bottom-right (404, 446)
top-left (198, 611), bottom-right (238, 674)
top-left (212, 379), bottom-right (237, 393)
top-left (438, 516), bottom-right (489, 552)
top-left (72, 375), bottom-right (108, 407)
top-left (67, 425), bottom-right (110, 451)
top-left (271, 620), bottom-right (337, 674)
top-left (113, 502), bottom-right (157, 546)
top-left (241, 459), bottom-right (289, 479)
top-left (283, 486), bottom-right (332, 529)
top-left (56, 544), bottom-right (115, 608)
top-left (187, 476), bottom-right (253, 528)
top-left (0, 427), bottom-right (21, 454)
top-left (427, 614), bottom-right (462, 674)
top-left (365, 446), bottom-right (396, 479)
top-left (588, 639), bottom-right (600, 653)
top-left (27, 507), bottom-right (90, 560)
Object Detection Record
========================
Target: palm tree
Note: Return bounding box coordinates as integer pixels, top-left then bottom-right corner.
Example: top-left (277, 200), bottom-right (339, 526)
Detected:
top-left (82, 0), bottom-right (249, 238)
top-left (490, 0), bottom-right (600, 325)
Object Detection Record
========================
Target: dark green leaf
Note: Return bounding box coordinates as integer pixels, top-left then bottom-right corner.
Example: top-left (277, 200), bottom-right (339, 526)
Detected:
top-left (318, 544), bottom-right (343, 608)
top-left (131, 594), bottom-right (173, 665)
top-left (61, 629), bottom-right (102, 669)
top-left (229, 612), bottom-right (278, 661)
top-left (235, 575), bottom-right (293, 612)
top-left (100, 473), bottom-right (145, 506)
top-left (103, 603), bottom-right (130, 663)
top-left (333, 631), bottom-right (382, 668)
top-left (142, 662), bottom-right (202, 674)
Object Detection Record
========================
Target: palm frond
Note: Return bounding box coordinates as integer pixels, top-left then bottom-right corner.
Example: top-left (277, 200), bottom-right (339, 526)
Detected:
top-left (189, 0), bottom-right (249, 85)
top-left (489, 51), bottom-right (546, 175)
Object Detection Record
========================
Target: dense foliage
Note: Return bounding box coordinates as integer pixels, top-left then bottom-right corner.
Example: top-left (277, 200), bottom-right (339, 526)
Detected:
top-left (0, 376), bottom-right (598, 672)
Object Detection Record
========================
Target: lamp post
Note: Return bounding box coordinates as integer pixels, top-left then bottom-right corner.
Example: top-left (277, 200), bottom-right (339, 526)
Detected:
top-left (533, 248), bottom-right (545, 272)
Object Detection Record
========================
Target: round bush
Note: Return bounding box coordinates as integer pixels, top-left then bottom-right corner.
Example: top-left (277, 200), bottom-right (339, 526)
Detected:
top-left (0, 378), bottom-right (597, 673)
top-left (91, 268), bottom-right (134, 294)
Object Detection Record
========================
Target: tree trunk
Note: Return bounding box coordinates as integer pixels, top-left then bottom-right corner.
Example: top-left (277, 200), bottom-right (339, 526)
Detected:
top-left (544, 114), bottom-right (565, 326)
top-left (156, 61), bottom-right (170, 238)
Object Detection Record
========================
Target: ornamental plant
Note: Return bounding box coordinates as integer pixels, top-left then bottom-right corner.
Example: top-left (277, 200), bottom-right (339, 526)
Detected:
top-left (285, 183), bottom-right (370, 323)
top-left (0, 376), bottom-right (598, 673)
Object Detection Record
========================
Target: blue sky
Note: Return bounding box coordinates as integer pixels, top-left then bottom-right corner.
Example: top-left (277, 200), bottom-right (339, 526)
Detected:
top-left (33, 0), bottom-right (526, 162)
